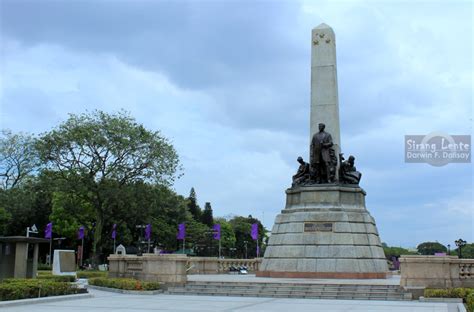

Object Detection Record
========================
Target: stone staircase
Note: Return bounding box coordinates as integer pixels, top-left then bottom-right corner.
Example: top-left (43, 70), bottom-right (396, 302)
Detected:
top-left (166, 281), bottom-right (411, 301)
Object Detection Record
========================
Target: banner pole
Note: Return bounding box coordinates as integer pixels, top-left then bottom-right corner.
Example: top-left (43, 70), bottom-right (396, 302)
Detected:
top-left (80, 237), bottom-right (84, 267)
top-left (49, 238), bottom-right (52, 266)
top-left (219, 239), bottom-right (221, 258)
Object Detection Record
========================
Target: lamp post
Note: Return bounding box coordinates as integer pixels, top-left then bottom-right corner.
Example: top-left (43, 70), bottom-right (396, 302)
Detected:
top-left (136, 225), bottom-right (146, 256)
top-left (455, 239), bottom-right (467, 258)
top-left (447, 244), bottom-right (451, 255)
top-left (244, 241), bottom-right (248, 259)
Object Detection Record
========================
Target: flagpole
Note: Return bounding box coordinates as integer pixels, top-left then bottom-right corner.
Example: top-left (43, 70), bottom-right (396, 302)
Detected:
top-left (49, 237), bottom-right (52, 266)
top-left (80, 237), bottom-right (84, 267)
top-left (113, 238), bottom-right (116, 254)
top-left (183, 237), bottom-right (185, 254)
top-left (257, 237), bottom-right (260, 258)
top-left (147, 238), bottom-right (151, 254)
top-left (219, 238), bottom-right (221, 259)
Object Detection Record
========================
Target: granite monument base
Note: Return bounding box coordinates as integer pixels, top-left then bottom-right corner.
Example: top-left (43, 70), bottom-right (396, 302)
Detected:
top-left (257, 185), bottom-right (388, 279)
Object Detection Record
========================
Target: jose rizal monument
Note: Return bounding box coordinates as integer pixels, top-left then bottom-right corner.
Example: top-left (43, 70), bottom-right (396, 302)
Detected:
top-left (258, 23), bottom-right (388, 279)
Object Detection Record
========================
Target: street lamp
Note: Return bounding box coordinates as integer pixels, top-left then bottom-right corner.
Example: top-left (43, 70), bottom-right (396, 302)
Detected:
top-left (26, 224), bottom-right (38, 237)
top-left (136, 225), bottom-right (146, 256)
top-left (455, 239), bottom-right (467, 258)
top-left (447, 244), bottom-right (451, 255)
top-left (244, 241), bottom-right (248, 259)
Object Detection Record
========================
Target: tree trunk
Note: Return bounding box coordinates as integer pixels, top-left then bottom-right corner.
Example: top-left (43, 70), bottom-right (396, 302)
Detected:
top-left (92, 208), bottom-right (104, 267)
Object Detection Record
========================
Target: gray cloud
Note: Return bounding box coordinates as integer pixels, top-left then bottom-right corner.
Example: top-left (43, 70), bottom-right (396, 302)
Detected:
top-left (1, 0), bottom-right (472, 246)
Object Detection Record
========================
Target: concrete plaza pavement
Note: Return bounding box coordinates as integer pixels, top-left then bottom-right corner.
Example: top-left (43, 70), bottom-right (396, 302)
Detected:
top-left (1, 288), bottom-right (461, 312)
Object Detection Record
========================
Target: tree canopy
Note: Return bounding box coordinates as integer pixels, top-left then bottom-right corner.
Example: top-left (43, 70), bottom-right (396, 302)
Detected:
top-left (35, 110), bottom-right (181, 262)
top-left (0, 130), bottom-right (39, 190)
top-left (417, 242), bottom-right (447, 255)
top-left (0, 111), bottom-right (270, 263)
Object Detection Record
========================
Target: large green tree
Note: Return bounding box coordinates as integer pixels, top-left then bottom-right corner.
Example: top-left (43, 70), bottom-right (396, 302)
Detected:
top-left (214, 217), bottom-right (236, 256)
top-left (187, 187), bottom-right (201, 221)
top-left (36, 111), bottom-right (180, 262)
top-left (201, 202), bottom-right (214, 227)
top-left (0, 130), bottom-right (39, 190)
top-left (417, 242), bottom-right (447, 255)
top-left (0, 206), bottom-right (11, 235)
top-left (229, 215), bottom-right (266, 258)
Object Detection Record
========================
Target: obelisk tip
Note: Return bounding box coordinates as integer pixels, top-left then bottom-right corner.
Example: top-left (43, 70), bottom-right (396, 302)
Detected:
top-left (314, 23), bottom-right (332, 30)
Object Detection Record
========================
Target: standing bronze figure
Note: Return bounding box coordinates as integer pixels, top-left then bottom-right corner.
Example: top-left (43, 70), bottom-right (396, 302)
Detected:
top-left (310, 123), bottom-right (337, 183)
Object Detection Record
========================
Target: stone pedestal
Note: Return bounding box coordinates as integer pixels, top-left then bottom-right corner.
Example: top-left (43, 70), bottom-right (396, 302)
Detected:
top-left (257, 186), bottom-right (388, 279)
top-left (52, 250), bottom-right (76, 276)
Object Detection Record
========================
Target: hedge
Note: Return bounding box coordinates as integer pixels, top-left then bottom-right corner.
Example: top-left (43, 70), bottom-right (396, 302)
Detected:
top-left (37, 275), bottom-right (76, 283)
top-left (0, 279), bottom-right (79, 301)
top-left (467, 292), bottom-right (474, 312)
top-left (76, 271), bottom-right (108, 279)
top-left (37, 263), bottom-right (52, 271)
top-left (88, 278), bottom-right (160, 291)
top-left (425, 288), bottom-right (474, 312)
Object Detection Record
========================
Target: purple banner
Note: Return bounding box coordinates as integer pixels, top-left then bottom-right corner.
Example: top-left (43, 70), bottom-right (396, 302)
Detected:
top-left (44, 222), bottom-right (52, 239)
top-left (251, 223), bottom-right (258, 240)
top-left (145, 224), bottom-right (152, 240)
top-left (213, 224), bottom-right (221, 240)
top-left (77, 226), bottom-right (85, 240)
top-left (111, 224), bottom-right (117, 240)
top-left (177, 223), bottom-right (186, 240)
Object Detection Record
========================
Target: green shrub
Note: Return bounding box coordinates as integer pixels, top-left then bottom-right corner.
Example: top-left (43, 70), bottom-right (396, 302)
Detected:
top-left (37, 263), bottom-right (52, 271)
top-left (88, 278), bottom-right (160, 291)
top-left (424, 288), bottom-right (473, 299)
top-left (37, 271), bottom-right (52, 277)
top-left (425, 288), bottom-right (474, 311)
top-left (37, 275), bottom-right (76, 283)
top-left (466, 292), bottom-right (474, 312)
top-left (0, 279), bottom-right (79, 301)
top-left (77, 271), bottom-right (107, 279)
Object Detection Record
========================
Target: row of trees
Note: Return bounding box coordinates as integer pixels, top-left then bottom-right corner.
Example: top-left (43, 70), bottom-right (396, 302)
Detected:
top-left (382, 242), bottom-right (474, 259)
top-left (0, 111), bottom-right (266, 264)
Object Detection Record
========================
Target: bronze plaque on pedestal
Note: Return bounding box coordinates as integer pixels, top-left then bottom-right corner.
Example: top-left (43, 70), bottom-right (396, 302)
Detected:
top-left (304, 222), bottom-right (333, 232)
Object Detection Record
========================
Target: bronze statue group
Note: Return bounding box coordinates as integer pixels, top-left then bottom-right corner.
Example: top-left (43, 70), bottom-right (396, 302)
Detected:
top-left (292, 123), bottom-right (361, 187)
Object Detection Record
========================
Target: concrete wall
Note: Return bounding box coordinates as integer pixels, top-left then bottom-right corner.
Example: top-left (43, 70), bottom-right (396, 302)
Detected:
top-left (0, 243), bottom-right (16, 280)
top-left (108, 254), bottom-right (188, 285)
top-left (400, 255), bottom-right (474, 288)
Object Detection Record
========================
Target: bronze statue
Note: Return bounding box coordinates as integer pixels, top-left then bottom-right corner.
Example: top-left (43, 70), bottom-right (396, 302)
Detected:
top-left (292, 156), bottom-right (310, 186)
top-left (339, 154), bottom-right (362, 184)
top-left (310, 123), bottom-right (337, 183)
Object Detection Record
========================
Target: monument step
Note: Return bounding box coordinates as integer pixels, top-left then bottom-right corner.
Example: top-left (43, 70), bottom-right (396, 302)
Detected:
top-left (166, 281), bottom-right (409, 301)
top-left (169, 288), bottom-right (404, 297)
top-left (166, 288), bottom-right (406, 300)
top-left (182, 285), bottom-right (401, 293)
top-left (186, 282), bottom-right (399, 289)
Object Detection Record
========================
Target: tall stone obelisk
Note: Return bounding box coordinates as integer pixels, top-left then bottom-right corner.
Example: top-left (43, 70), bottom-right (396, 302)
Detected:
top-left (310, 23), bottom-right (341, 154)
top-left (257, 24), bottom-right (388, 279)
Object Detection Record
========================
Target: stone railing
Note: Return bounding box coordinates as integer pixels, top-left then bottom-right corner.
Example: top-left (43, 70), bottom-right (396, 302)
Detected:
top-left (186, 257), bottom-right (262, 275)
top-left (459, 262), bottom-right (473, 279)
top-left (400, 255), bottom-right (474, 288)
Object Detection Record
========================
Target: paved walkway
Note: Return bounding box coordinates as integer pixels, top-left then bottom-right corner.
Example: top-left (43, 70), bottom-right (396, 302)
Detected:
top-left (188, 274), bottom-right (401, 285)
top-left (1, 289), bottom-right (460, 312)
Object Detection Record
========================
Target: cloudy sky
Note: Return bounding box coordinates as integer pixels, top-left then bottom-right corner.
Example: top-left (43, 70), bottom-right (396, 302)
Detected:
top-left (0, 0), bottom-right (472, 248)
